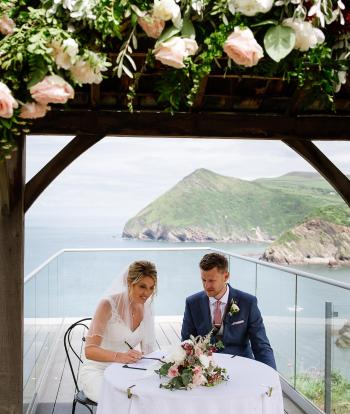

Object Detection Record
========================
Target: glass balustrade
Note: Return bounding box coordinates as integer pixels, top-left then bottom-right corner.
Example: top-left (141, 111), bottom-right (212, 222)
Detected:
top-left (23, 247), bottom-right (350, 414)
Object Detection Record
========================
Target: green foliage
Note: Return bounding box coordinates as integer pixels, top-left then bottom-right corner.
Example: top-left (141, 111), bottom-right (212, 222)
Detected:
top-left (306, 205), bottom-right (350, 227)
top-left (296, 371), bottom-right (350, 414)
top-left (0, 0), bottom-right (349, 157)
top-left (264, 25), bottom-right (295, 62)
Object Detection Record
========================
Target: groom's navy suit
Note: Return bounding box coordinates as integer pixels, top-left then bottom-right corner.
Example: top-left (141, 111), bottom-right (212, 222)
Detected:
top-left (181, 284), bottom-right (276, 369)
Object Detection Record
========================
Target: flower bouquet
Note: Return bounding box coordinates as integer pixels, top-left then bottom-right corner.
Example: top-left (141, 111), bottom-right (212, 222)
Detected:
top-left (155, 331), bottom-right (228, 390)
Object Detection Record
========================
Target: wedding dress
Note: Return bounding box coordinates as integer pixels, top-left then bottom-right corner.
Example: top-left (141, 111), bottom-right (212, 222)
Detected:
top-left (79, 295), bottom-right (156, 403)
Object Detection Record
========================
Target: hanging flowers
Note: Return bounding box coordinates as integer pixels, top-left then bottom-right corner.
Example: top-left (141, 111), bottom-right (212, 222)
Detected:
top-left (0, 0), bottom-right (349, 159)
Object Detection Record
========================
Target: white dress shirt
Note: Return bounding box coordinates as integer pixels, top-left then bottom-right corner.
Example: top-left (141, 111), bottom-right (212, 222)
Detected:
top-left (208, 285), bottom-right (229, 324)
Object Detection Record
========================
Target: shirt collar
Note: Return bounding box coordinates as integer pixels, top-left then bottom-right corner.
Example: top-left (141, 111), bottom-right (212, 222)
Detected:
top-left (208, 285), bottom-right (229, 305)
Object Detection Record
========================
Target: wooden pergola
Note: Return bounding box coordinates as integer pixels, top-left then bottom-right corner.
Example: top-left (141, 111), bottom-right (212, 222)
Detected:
top-left (0, 75), bottom-right (350, 412)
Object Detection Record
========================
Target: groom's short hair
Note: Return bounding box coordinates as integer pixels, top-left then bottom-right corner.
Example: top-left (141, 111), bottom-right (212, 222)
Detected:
top-left (199, 253), bottom-right (228, 272)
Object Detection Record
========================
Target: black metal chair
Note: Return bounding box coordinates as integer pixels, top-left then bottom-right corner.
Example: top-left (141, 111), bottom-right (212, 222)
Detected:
top-left (63, 317), bottom-right (97, 414)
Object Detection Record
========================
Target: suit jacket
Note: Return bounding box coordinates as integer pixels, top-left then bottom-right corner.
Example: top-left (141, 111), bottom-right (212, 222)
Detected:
top-left (181, 284), bottom-right (276, 369)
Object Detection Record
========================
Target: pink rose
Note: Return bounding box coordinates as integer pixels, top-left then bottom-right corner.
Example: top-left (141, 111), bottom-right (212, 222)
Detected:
top-left (223, 27), bottom-right (263, 67)
top-left (19, 102), bottom-right (50, 119)
top-left (167, 365), bottom-right (179, 378)
top-left (0, 82), bottom-right (18, 118)
top-left (154, 37), bottom-right (198, 69)
top-left (30, 75), bottom-right (74, 105)
top-left (192, 367), bottom-right (206, 386)
top-left (0, 15), bottom-right (15, 36)
top-left (138, 15), bottom-right (165, 39)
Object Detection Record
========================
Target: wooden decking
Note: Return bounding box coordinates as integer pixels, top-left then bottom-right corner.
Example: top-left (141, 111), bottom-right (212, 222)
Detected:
top-left (34, 317), bottom-right (304, 414)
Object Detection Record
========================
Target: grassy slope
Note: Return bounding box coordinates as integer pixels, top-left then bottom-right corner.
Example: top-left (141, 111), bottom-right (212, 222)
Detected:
top-left (124, 169), bottom-right (348, 238)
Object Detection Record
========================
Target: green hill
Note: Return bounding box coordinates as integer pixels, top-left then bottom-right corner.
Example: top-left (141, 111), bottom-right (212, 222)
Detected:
top-left (262, 205), bottom-right (350, 264)
top-left (122, 169), bottom-right (348, 242)
top-left (255, 172), bottom-right (347, 202)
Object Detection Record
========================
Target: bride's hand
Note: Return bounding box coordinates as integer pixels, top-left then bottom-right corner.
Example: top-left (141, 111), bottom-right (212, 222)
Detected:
top-left (117, 349), bottom-right (142, 364)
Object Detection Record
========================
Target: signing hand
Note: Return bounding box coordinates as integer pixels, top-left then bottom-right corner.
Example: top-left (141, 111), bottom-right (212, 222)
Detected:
top-left (118, 349), bottom-right (142, 364)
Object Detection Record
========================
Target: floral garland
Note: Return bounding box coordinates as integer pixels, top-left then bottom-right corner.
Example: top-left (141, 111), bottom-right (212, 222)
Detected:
top-left (155, 332), bottom-right (228, 390)
top-left (0, 0), bottom-right (349, 160)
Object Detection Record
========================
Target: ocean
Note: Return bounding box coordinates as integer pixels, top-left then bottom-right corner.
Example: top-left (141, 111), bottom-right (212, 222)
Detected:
top-left (25, 225), bottom-right (350, 283)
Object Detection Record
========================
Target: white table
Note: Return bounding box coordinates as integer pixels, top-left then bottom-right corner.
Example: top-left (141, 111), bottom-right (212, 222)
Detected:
top-left (97, 353), bottom-right (284, 414)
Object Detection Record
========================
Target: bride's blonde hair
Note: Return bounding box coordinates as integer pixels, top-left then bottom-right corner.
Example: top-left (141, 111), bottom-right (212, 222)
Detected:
top-left (127, 260), bottom-right (158, 295)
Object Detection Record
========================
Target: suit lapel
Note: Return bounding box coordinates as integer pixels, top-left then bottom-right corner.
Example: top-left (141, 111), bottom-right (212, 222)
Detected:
top-left (199, 292), bottom-right (212, 334)
top-left (224, 285), bottom-right (240, 324)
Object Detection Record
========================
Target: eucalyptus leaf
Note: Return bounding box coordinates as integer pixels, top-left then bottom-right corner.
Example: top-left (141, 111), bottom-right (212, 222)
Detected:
top-left (122, 64), bottom-right (133, 78)
top-left (157, 25), bottom-right (181, 44)
top-left (264, 25), bottom-right (295, 62)
top-left (182, 17), bottom-right (195, 39)
top-left (125, 54), bottom-right (136, 70)
top-left (251, 20), bottom-right (278, 28)
top-left (117, 63), bottom-right (123, 78)
top-left (132, 33), bottom-right (138, 50)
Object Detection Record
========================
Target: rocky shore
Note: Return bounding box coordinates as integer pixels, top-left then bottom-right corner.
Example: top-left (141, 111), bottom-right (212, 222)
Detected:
top-left (122, 224), bottom-right (272, 243)
top-left (261, 219), bottom-right (350, 266)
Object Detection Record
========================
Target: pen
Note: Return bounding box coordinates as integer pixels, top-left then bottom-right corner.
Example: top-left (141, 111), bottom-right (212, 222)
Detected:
top-left (123, 364), bottom-right (147, 371)
top-left (125, 341), bottom-right (133, 349)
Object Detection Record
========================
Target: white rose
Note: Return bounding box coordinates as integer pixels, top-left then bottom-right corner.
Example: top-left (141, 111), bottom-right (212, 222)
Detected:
top-left (0, 82), bottom-right (18, 118)
top-left (19, 102), bottom-right (50, 119)
top-left (70, 52), bottom-right (108, 84)
top-left (166, 345), bottom-right (186, 364)
top-left (233, 0), bottom-right (274, 16)
top-left (138, 15), bottom-right (165, 38)
top-left (30, 75), bottom-right (74, 105)
top-left (183, 38), bottom-right (198, 56)
top-left (223, 27), bottom-right (264, 67)
top-left (153, 0), bottom-right (182, 28)
top-left (282, 19), bottom-right (325, 52)
top-left (154, 37), bottom-right (198, 69)
top-left (335, 71), bottom-right (347, 93)
top-left (70, 60), bottom-right (102, 84)
top-left (0, 14), bottom-right (15, 35)
top-left (51, 38), bottom-right (79, 70)
top-left (199, 354), bottom-right (210, 368)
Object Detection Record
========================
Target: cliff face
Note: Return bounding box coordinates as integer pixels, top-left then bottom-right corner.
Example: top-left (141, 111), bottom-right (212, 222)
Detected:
top-left (261, 219), bottom-right (350, 265)
top-left (123, 223), bottom-right (270, 243)
top-left (123, 169), bottom-right (344, 243)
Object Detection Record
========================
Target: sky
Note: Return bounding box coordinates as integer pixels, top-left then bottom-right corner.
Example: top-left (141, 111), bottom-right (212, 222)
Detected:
top-left (25, 135), bottom-right (350, 232)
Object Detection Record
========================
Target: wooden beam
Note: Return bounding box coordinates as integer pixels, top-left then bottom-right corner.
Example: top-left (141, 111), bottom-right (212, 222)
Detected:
top-left (0, 160), bottom-right (10, 215)
top-left (0, 134), bottom-right (25, 413)
top-left (283, 139), bottom-right (350, 208)
top-left (25, 133), bottom-right (105, 212)
top-left (30, 109), bottom-right (350, 140)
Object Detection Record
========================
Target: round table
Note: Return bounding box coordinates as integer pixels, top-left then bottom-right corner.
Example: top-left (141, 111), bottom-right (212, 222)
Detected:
top-left (97, 353), bottom-right (284, 414)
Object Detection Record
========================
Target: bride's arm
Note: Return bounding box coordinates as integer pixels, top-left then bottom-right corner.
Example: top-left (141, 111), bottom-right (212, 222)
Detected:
top-left (84, 299), bottom-right (141, 364)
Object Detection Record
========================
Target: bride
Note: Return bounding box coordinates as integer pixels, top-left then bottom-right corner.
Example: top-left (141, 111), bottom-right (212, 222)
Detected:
top-left (79, 260), bottom-right (158, 402)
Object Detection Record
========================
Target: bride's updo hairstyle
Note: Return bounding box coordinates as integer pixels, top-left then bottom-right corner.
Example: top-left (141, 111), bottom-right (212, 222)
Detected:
top-left (127, 260), bottom-right (158, 297)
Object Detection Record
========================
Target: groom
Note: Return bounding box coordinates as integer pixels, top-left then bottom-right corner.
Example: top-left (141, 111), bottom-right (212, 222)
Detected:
top-left (181, 252), bottom-right (276, 369)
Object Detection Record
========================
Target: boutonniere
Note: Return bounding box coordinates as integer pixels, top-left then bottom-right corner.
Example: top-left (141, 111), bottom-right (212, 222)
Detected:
top-left (228, 299), bottom-right (240, 316)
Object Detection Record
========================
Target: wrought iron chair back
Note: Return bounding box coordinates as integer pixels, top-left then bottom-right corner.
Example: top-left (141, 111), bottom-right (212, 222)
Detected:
top-left (63, 317), bottom-right (97, 413)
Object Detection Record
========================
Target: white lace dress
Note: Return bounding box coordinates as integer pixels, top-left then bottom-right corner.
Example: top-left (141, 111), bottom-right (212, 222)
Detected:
top-left (79, 297), bottom-right (155, 403)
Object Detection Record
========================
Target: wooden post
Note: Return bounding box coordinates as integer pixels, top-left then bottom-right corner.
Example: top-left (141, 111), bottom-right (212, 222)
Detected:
top-left (0, 134), bottom-right (25, 413)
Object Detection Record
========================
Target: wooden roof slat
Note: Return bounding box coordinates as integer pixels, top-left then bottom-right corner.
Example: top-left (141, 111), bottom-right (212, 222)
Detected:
top-left (31, 110), bottom-right (350, 140)
top-left (24, 133), bottom-right (105, 212)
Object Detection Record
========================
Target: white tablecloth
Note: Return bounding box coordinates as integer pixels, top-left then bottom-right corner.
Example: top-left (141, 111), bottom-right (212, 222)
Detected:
top-left (97, 353), bottom-right (284, 414)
